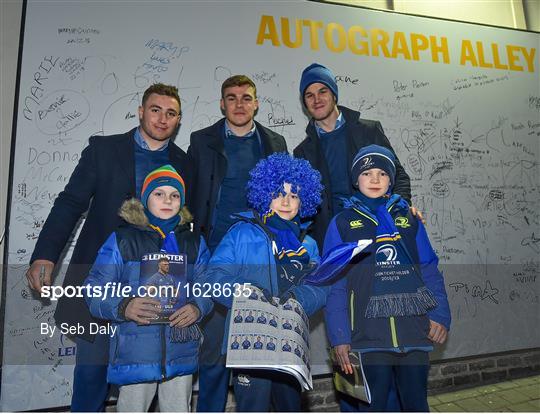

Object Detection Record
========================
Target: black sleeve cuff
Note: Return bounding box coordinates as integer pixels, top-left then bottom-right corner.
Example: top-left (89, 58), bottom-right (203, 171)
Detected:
top-left (117, 297), bottom-right (134, 320)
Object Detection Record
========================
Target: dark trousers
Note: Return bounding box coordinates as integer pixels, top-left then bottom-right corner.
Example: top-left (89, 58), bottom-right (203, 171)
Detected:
top-left (197, 357), bottom-right (231, 412)
top-left (360, 351), bottom-right (430, 412)
top-left (338, 377), bottom-right (401, 412)
top-left (71, 334), bottom-right (110, 412)
top-left (197, 306), bottom-right (230, 412)
top-left (232, 369), bottom-right (302, 412)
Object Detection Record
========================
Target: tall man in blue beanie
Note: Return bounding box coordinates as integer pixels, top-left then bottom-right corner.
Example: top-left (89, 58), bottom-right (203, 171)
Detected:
top-left (26, 83), bottom-right (190, 411)
top-left (294, 63), bottom-right (413, 251)
top-left (294, 63), bottom-right (414, 411)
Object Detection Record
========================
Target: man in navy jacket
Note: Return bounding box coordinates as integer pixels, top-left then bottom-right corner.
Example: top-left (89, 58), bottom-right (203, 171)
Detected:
top-left (26, 83), bottom-right (190, 412)
top-left (188, 75), bottom-right (287, 412)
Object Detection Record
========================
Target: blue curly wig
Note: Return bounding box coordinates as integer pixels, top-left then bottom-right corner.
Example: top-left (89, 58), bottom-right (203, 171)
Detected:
top-left (246, 153), bottom-right (323, 218)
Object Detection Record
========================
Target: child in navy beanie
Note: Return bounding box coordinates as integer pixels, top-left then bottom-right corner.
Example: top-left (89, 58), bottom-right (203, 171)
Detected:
top-left (351, 144), bottom-right (397, 190)
top-left (324, 145), bottom-right (451, 411)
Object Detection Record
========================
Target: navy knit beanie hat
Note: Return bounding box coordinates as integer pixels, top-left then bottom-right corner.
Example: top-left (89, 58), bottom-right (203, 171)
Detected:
top-left (299, 63), bottom-right (338, 105)
top-left (351, 145), bottom-right (397, 189)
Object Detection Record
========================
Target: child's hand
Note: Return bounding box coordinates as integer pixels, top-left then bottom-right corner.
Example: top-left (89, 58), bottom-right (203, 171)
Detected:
top-left (334, 344), bottom-right (353, 375)
top-left (125, 297), bottom-right (160, 324)
top-left (428, 320), bottom-right (448, 344)
top-left (169, 303), bottom-right (200, 327)
top-left (410, 206), bottom-right (426, 225)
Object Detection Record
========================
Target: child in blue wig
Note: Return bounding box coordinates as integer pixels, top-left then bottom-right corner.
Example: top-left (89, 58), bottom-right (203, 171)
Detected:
top-left (203, 152), bottom-right (328, 411)
top-left (324, 145), bottom-right (451, 411)
top-left (84, 165), bottom-right (212, 412)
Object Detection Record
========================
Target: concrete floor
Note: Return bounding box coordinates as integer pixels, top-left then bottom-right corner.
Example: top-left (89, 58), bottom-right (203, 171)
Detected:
top-left (429, 375), bottom-right (540, 412)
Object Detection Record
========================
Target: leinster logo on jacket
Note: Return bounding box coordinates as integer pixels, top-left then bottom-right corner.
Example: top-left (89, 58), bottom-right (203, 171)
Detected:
top-left (394, 216), bottom-right (411, 228)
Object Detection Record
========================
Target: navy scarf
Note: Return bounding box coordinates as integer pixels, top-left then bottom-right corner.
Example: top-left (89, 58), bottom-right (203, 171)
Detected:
top-left (348, 194), bottom-right (438, 318)
top-left (262, 211), bottom-right (313, 295)
top-left (145, 208), bottom-right (180, 234)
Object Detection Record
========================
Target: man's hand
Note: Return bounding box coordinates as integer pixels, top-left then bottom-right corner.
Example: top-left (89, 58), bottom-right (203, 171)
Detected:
top-left (169, 303), bottom-right (200, 328)
top-left (26, 260), bottom-right (55, 293)
top-left (428, 320), bottom-right (448, 344)
top-left (124, 297), bottom-right (160, 324)
top-left (334, 344), bottom-right (353, 374)
top-left (410, 206), bottom-right (426, 225)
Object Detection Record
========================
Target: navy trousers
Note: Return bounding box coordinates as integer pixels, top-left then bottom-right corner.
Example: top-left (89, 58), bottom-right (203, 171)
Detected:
top-left (232, 369), bottom-right (302, 412)
top-left (338, 378), bottom-right (401, 412)
top-left (196, 306), bottom-right (230, 412)
top-left (71, 334), bottom-right (110, 412)
top-left (358, 351), bottom-right (430, 412)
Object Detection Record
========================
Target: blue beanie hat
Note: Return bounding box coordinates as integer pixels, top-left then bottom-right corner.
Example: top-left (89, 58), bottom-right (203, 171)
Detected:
top-left (351, 145), bottom-right (397, 189)
top-left (299, 63), bottom-right (338, 105)
top-left (141, 164), bottom-right (186, 209)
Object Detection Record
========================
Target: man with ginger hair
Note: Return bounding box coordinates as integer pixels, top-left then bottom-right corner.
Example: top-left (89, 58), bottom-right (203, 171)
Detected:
top-left (27, 83), bottom-right (190, 411)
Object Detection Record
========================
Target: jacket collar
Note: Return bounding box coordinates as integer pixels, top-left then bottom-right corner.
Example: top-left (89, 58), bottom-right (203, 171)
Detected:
top-left (118, 197), bottom-right (191, 234)
top-left (338, 106), bottom-right (371, 156)
top-left (232, 210), bottom-right (311, 231)
top-left (204, 118), bottom-right (227, 156)
top-left (168, 137), bottom-right (184, 165)
top-left (346, 193), bottom-right (405, 222)
top-left (114, 127), bottom-right (137, 196)
top-left (203, 118), bottom-right (277, 157)
top-left (254, 120), bottom-right (275, 157)
top-left (305, 105), bottom-right (360, 139)
top-left (303, 105), bottom-right (366, 192)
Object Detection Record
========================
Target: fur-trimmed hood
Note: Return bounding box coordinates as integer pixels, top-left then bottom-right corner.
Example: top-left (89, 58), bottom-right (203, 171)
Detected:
top-left (118, 198), bottom-right (193, 227)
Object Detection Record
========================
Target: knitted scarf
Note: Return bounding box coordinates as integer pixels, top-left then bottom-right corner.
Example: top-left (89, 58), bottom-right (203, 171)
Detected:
top-left (348, 194), bottom-right (438, 318)
top-left (145, 208), bottom-right (180, 234)
top-left (262, 211), bottom-right (313, 296)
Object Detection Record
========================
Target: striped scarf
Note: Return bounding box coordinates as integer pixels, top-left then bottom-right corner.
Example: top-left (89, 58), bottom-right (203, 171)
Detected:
top-left (350, 195), bottom-right (438, 318)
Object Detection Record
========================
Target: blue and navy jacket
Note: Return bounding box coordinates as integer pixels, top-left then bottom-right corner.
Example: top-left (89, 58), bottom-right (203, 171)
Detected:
top-left (202, 210), bottom-right (329, 354)
top-left (84, 199), bottom-right (212, 385)
top-left (324, 195), bottom-right (451, 353)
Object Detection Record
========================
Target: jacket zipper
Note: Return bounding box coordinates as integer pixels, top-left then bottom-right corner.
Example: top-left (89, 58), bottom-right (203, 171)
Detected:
top-left (268, 239), bottom-right (277, 296)
top-left (160, 325), bottom-right (166, 379)
top-left (389, 316), bottom-right (399, 348)
top-left (350, 290), bottom-right (355, 331)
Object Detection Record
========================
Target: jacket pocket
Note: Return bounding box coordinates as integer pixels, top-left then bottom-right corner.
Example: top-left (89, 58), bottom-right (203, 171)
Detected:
top-left (115, 330), bottom-right (161, 365)
top-left (412, 314), bottom-right (431, 341)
